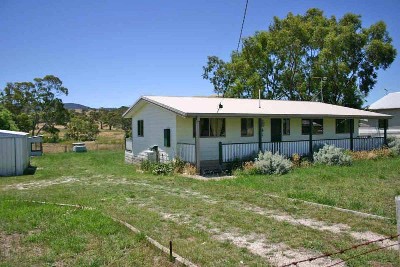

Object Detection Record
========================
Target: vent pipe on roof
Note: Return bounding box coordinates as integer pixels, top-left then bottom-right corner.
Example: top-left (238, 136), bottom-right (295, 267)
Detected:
top-left (258, 88), bottom-right (261, 108)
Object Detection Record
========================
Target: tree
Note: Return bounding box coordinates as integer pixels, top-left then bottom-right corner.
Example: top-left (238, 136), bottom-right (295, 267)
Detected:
top-left (203, 9), bottom-right (396, 108)
top-left (0, 105), bottom-right (18, 131)
top-left (65, 116), bottom-right (99, 141)
top-left (0, 75), bottom-right (69, 135)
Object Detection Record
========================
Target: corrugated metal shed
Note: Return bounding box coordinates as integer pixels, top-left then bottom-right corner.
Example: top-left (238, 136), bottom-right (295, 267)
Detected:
top-left (0, 130), bottom-right (30, 176)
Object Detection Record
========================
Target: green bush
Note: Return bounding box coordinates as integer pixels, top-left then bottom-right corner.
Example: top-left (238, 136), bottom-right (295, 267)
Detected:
top-left (253, 151), bottom-right (293, 175)
top-left (140, 160), bottom-right (175, 175)
top-left (387, 137), bottom-right (400, 156)
top-left (313, 145), bottom-right (352, 166)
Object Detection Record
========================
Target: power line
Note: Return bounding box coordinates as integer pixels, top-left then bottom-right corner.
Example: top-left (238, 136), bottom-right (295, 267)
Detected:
top-left (236, 0), bottom-right (249, 53)
top-left (218, 0), bottom-right (249, 109)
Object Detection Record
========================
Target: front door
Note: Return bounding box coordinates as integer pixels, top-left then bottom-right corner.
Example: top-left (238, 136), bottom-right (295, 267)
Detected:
top-left (271, 118), bottom-right (282, 142)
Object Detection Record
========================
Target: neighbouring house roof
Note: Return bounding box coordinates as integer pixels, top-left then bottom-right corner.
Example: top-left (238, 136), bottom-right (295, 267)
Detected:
top-left (368, 92), bottom-right (400, 110)
top-left (123, 96), bottom-right (392, 119)
top-left (0, 130), bottom-right (29, 138)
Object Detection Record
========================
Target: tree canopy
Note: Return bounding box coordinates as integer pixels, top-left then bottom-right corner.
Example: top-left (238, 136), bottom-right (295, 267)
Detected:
top-left (0, 105), bottom-right (18, 131)
top-left (203, 8), bottom-right (396, 108)
top-left (0, 75), bottom-right (69, 135)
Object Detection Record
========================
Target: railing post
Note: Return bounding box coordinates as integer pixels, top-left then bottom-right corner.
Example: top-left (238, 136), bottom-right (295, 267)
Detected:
top-left (218, 142), bottom-right (223, 165)
top-left (195, 117), bottom-right (201, 174)
top-left (308, 119), bottom-right (313, 158)
top-left (384, 119), bottom-right (388, 146)
top-left (350, 119), bottom-right (354, 151)
top-left (258, 118), bottom-right (262, 152)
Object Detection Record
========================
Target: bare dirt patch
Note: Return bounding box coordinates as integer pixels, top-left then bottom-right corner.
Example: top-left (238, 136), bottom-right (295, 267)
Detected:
top-left (2, 177), bottom-right (79, 191)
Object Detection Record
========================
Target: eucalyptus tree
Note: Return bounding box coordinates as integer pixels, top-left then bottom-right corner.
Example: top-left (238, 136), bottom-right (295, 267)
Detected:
top-left (0, 75), bottom-right (69, 135)
top-left (203, 8), bottom-right (396, 108)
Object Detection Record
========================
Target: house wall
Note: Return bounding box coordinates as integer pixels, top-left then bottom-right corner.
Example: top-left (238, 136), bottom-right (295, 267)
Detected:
top-left (364, 109), bottom-right (400, 129)
top-left (131, 102), bottom-right (177, 161)
top-left (0, 136), bottom-right (30, 176)
top-left (176, 116), bottom-right (360, 161)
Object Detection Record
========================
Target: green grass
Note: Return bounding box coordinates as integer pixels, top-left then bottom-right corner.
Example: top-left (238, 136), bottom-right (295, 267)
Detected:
top-left (0, 151), bottom-right (399, 266)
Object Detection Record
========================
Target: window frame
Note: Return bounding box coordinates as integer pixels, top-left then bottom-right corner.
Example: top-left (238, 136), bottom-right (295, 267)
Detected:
top-left (241, 118), bottom-right (254, 137)
top-left (164, 128), bottom-right (171, 147)
top-left (193, 118), bottom-right (226, 138)
top-left (282, 118), bottom-right (290, 135)
top-left (335, 119), bottom-right (354, 134)
top-left (302, 118), bottom-right (324, 135)
top-left (137, 120), bottom-right (144, 137)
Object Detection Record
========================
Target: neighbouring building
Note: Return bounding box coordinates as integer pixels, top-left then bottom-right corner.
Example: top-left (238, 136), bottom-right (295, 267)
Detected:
top-left (0, 130), bottom-right (43, 176)
top-left (360, 92), bottom-right (400, 137)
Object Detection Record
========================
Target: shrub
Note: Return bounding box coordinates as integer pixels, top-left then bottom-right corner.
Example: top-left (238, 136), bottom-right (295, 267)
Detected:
top-left (253, 151), bottom-right (293, 175)
top-left (291, 153), bottom-right (301, 168)
top-left (313, 145), bottom-right (352, 166)
top-left (349, 148), bottom-right (392, 160)
top-left (151, 162), bottom-right (174, 175)
top-left (183, 163), bottom-right (197, 175)
top-left (387, 137), bottom-right (400, 156)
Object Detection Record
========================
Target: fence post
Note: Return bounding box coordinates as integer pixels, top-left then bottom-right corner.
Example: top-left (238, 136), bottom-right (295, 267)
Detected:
top-left (218, 142), bottom-right (223, 166)
top-left (396, 196), bottom-right (400, 254)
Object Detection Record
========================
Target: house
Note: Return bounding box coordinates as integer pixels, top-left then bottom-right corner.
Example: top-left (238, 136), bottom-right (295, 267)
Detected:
top-left (122, 96), bottom-right (391, 172)
top-left (360, 92), bottom-right (400, 137)
top-left (0, 130), bottom-right (43, 176)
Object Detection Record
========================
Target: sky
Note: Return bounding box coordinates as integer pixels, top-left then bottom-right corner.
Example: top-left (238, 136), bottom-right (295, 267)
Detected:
top-left (1, 0), bottom-right (399, 108)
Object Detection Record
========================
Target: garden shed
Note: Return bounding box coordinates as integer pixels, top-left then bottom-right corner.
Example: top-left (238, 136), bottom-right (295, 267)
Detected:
top-left (0, 130), bottom-right (42, 176)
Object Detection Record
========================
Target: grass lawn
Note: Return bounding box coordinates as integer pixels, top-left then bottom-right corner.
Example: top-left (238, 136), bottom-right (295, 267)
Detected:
top-left (1, 151), bottom-right (399, 266)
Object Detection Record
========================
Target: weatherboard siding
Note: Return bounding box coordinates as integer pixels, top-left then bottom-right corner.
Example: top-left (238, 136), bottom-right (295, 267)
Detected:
top-left (131, 102), bottom-right (177, 160)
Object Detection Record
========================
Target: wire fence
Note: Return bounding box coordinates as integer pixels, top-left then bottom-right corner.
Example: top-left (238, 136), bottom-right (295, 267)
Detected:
top-left (280, 233), bottom-right (400, 267)
top-left (42, 143), bottom-right (124, 153)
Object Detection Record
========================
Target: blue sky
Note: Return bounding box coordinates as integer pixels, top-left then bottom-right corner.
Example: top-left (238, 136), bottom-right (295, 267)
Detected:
top-left (1, 0), bottom-right (399, 108)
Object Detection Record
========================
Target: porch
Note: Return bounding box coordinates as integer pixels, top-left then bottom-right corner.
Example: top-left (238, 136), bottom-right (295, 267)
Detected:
top-left (177, 136), bottom-right (386, 166)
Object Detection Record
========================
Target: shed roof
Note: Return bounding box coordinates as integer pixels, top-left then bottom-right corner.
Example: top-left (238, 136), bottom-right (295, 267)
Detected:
top-left (0, 130), bottom-right (29, 138)
top-left (123, 96), bottom-right (391, 119)
top-left (368, 92), bottom-right (400, 110)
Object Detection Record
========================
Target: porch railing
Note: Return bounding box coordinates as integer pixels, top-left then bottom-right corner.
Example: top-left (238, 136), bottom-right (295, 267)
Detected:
top-left (177, 143), bottom-right (196, 164)
top-left (220, 137), bottom-right (385, 163)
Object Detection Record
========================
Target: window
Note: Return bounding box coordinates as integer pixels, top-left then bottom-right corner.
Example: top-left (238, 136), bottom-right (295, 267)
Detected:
top-left (282, 118), bottom-right (290, 135)
top-left (378, 119), bottom-right (388, 129)
top-left (241, 118), bottom-right (254, 137)
top-left (137, 120), bottom-right (144, 136)
top-left (164, 129), bottom-right (170, 147)
top-left (302, 119), bottom-right (323, 135)
top-left (193, 118), bottom-right (225, 137)
top-left (336, 119), bottom-right (354, 134)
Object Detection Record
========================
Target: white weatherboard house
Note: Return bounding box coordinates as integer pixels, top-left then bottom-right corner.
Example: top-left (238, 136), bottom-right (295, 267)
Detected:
top-left (360, 92), bottom-right (400, 137)
top-left (123, 96), bottom-right (391, 172)
top-left (0, 130), bottom-right (43, 176)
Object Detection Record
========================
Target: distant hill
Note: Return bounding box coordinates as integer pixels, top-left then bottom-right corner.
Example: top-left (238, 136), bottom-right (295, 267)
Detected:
top-left (64, 103), bottom-right (91, 110)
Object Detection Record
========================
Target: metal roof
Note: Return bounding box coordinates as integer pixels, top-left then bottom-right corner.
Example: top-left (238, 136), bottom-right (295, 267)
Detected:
top-left (0, 130), bottom-right (29, 138)
top-left (123, 96), bottom-right (392, 119)
top-left (368, 92), bottom-right (400, 110)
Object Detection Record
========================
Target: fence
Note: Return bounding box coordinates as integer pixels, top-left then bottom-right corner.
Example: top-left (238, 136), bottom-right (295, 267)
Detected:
top-left (220, 137), bottom-right (385, 163)
top-left (42, 143), bottom-right (124, 153)
top-left (176, 143), bottom-right (196, 164)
